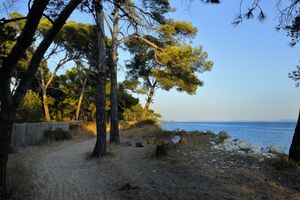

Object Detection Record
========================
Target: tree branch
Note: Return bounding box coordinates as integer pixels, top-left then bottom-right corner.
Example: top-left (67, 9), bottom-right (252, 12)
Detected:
top-left (0, 17), bottom-right (27, 26)
top-left (104, 12), bottom-right (113, 37)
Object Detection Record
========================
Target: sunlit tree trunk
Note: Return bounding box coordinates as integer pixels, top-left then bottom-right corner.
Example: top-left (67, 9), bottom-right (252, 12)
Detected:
top-left (141, 82), bottom-right (157, 120)
top-left (42, 87), bottom-right (51, 121)
top-left (76, 73), bottom-right (88, 121)
top-left (110, 4), bottom-right (120, 144)
top-left (92, 0), bottom-right (107, 157)
top-left (289, 109), bottom-right (300, 162)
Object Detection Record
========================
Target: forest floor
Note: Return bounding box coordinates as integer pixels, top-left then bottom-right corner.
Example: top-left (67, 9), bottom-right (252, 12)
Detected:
top-left (7, 125), bottom-right (300, 200)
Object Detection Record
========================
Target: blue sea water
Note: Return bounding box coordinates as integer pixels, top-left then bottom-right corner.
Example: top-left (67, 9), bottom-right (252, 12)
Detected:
top-left (160, 122), bottom-right (296, 153)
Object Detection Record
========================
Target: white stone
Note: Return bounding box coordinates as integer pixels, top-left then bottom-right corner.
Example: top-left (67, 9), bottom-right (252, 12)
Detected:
top-left (238, 141), bottom-right (249, 149)
top-left (171, 135), bottom-right (181, 145)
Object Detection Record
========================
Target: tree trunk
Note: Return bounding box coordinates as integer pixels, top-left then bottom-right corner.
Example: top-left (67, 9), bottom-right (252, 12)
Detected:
top-left (110, 5), bottom-right (120, 144)
top-left (141, 83), bottom-right (156, 120)
top-left (0, 120), bottom-right (12, 200)
top-left (76, 73), bottom-right (88, 121)
top-left (0, 90), bottom-right (13, 200)
top-left (0, 0), bottom-right (50, 86)
top-left (13, 0), bottom-right (82, 108)
top-left (92, 79), bottom-right (107, 157)
top-left (289, 109), bottom-right (300, 162)
top-left (92, 0), bottom-right (107, 157)
top-left (42, 87), bottom-right (51, 122)
top-left (0, 1), bottom-right (81, 198)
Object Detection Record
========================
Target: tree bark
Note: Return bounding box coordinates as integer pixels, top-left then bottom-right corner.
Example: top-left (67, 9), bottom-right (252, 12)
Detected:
top-left (76, 72), bottom-right (89, 121)
top-left (42, 87), bottom-right (51, 122)
top-left (141, 82), bottom-right (157, 120)
top-left (0, 1), bottom-right (49, 198)
top-left (92, 0), bottom-right (107, 157)
top-left (0, 96), bottom-right (13, 200)
top-left (110, 4), bottom-right (120, 144)
top-left (289, 109), bottom-right (300, 162)
top-left (0, 1), bottom-right (81, 198)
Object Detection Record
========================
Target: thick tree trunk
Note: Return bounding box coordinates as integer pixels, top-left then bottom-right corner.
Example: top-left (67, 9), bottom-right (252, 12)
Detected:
top-left (0, 1), bottom-right (81, 198)
top-left (42, 87), bottom-right (51, 122)
top-left (110, 5), bottom-right (120, 144)
top-left (0, 120), bottom-right (11, 200)
top-left (75, 74), bottom-right (88, 121)
top-left (92, 0), bottom-right (107, 157)
top-left (0, 90), bottom-right (13, 200)
top-left (289, 110), bottom-right (300, 162)
top-left (141, 83), bottom-right (156, 120)
top-left (92, 79), bottom-right (107, 157)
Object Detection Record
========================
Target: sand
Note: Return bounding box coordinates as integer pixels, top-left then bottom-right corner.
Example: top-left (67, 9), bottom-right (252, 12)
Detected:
top-left (7, 127), bottom-right (300, 200)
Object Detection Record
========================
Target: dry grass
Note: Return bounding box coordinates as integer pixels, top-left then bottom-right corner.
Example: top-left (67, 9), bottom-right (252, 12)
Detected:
top-left (81, 122), bottom-right (97, 136)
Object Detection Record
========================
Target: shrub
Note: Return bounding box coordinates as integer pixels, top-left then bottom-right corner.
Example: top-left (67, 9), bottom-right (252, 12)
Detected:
top-left (267, 153), bottom-right (298, 170)
top-left (131, 119), bottom-right (158, 128)
top-left (15, 90), bottom-right (43, 123)
top-left (43, 128), bottom-right (72, 142)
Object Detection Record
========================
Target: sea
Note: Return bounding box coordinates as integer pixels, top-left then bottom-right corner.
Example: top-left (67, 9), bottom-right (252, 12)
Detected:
top-left (160, 122), bottom-right (297, 154)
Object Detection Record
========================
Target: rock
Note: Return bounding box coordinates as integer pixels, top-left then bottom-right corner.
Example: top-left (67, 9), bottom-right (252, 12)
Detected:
top-left (258, 157), bottom-right (264, 163)
top-left (238, 141), bottom-right (249, 149)
top-left (262, 153), bottom-right (278, 159)
top-left (249, 144), bottom-right (261, 154)
top-left (156, 144), bottom-right (168, 157)
top-left (171, 135), bottom-right (181, 145)
top-left (135, 142), bottom-right (144, 148)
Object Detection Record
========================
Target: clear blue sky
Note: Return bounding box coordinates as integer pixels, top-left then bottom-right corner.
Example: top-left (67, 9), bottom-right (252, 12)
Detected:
top-left (4, 0), bottom-right (300, 121)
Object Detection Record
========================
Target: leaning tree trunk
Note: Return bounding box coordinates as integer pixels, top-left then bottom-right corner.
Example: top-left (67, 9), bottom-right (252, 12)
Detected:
top-left (42, 87), bottom-right (51, 122)
top-left (0, 1), bottom-right (81, 198)
top-left (0, 1), bottom-right (50, 198)
top-left (76, 73), bottom-right (88, 121)
top-left (289, 109), bottom-right (300, 162)
top-left (110, 5), bottom-right (120, 144)
top-left (92, 0), bottom-right (107, 157)
top-left (141, 84), bottom-right (156, 120)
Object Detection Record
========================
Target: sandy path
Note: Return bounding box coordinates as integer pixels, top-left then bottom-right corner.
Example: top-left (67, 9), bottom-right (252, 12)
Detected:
top-left (29, 140), bottom-right (123, 200)
top-left (8, 134), bottom-right (300, 200)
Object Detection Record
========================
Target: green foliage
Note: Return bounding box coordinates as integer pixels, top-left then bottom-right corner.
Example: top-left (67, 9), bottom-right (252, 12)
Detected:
top-left (126, 20), bottom-right (213, 97)
top-left (15, 90), bottom-right (43, 123)
top-left (122, 103), bottom-right (161, 122)
top-left (130, 119), bottom-right (158, 128)
top-left (158, 21), bottom-right (197, 43)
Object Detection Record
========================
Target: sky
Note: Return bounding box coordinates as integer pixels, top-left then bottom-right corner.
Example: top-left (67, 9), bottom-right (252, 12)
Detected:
top-left (2, 0), bottom-right (300, 121)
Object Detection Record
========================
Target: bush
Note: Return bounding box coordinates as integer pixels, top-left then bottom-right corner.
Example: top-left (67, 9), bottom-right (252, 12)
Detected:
top-left (130, 119), bottom-right (158, 128)
top-left (267, 154), bottom-right (298, 170)
top-left (15, 90), bottom-right (43, 123)
top-left (43, 128), bottom-right (72, 141)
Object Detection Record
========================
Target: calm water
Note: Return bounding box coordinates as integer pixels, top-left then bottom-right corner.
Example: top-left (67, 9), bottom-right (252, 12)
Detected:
top-left (161, 122), bottom-right (296, 153)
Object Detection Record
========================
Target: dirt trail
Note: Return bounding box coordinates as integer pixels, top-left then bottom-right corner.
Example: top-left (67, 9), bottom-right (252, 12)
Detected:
top-left (8, 131), bottom-right (300, 200)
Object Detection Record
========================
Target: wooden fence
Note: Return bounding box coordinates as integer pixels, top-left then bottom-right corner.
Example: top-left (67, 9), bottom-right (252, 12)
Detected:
top-left (11, 122), bottom-right (71, 150)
